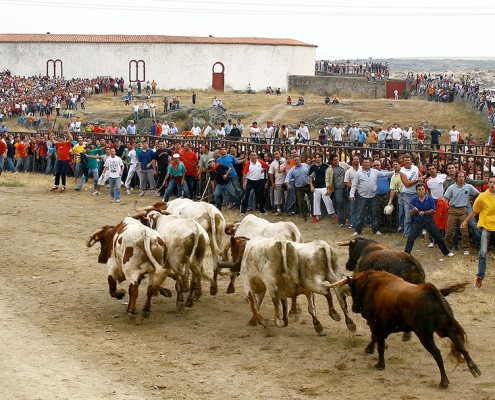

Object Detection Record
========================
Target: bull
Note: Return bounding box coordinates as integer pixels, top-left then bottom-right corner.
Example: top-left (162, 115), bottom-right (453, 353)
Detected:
top-left (331, 270), bottom-right (481, 388)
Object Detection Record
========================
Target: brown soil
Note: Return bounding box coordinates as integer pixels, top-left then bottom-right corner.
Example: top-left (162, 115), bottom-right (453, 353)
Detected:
top-left (1, 182), bottom-right (494, 399)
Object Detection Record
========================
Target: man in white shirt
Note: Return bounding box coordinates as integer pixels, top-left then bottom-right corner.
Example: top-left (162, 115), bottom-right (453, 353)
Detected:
top-left (331, 123), bottom-right (343, 143)
top-left (390, 123), bottom-right (403, 149)
top-left (203, 122), bottom-right (212, 137)
top-left (161, 120), bottom-right (170, 137)
top-left (102, 147), bottom-right (124, 202)
top-left (124, 142), bottom-right (140, 194)
top-left (268, 149), bottom-right (286, 215)
top-left (191, 122), bottom-right (202, 136)
top-left (348, 123), bottom-right (359, 146)
top-left (263, 121), bottom-right (274, 143)
top-left (449, 124), bottom-right (460, 153)
top-left (297, 121), bottom-right (309, 143)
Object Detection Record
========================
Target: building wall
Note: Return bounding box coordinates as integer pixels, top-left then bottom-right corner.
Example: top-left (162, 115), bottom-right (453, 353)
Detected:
top-left (288, 75), bottom-right (386, 98)
top-left (0, 42), bottom-right (315, 91)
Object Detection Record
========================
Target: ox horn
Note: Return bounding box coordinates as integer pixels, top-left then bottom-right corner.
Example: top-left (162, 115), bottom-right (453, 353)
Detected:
top-left (329, 277), bottom-right (349, 288)
top-left (86, 228), bottom-right (103, 248)
top-left (335, 240), bottom-right (351, 246)
top-left (129, 210), bottom-right (147, 219)
top-left (160, 210), bottom-right (171, 215)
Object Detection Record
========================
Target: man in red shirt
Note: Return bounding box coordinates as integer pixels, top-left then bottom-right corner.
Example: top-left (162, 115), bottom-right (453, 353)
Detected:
top-left (180, 142), bottom-right (198, 198)
top-left (14, 135), bottom-right (29, 173)
top-left (0, 135), bottom-right (6, 176)
top-left (49, 128), bottom-right (73, 192)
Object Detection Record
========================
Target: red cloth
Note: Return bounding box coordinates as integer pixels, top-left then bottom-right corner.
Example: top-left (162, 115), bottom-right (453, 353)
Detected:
top-left (434, 198), bottom-right (449, 230)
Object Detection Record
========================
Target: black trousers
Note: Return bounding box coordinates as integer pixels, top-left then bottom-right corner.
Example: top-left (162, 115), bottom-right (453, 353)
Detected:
top-left (241, 179), bottom-right (266, 213)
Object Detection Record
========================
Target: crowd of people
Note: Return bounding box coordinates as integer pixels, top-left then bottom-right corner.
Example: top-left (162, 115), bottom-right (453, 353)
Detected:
top-left (315, 60), bottom-right (389, 79)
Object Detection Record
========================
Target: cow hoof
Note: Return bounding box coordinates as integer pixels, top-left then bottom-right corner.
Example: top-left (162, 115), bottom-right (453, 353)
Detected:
top-left (126, 311), bottom-right (137, 323)
top-left (248, 318), bottom-right (258, 326)
top-left (346, 321), bottom-right (357, 333)
top-left (226, 285), bottom-right (235, 294)
top-left (374, 363), bottom-right (385, 370)
top-left (402, 332), bottom-right (412, 342)
top-left (210, 286), bottom-right (218, 296)
top-left (469, 363), bottom-right (481, 378)
top-left (141, 308), bottom-right (151, 319)
top-left (159, 288), bottom-right (172, 298)
top-left (115, 290), bottom-right (126, 300)
top-left (313, 321), bottom-right (324, 334)
top-left (185, 299), bottom-right (194, 308)
top-left (275, 319), bottom-right (286, 328)
top-left (329, 311), bottom-right (341, 322)
top-left (365, 343), bottom-right (375, 354)
top-left (283, 318), bottom-right (289, 327)
top-left (438, 381), bottom-right (449, 389)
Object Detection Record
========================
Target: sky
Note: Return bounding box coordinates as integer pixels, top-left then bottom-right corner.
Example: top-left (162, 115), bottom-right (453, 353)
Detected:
top-left (2, 0), bottom-right (495, 60)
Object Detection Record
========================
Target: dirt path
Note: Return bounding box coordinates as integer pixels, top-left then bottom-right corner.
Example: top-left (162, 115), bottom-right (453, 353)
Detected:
top-left (252, 103), bottom-right (288, 125)
top-left (0, 185), bottom-right (494, 399)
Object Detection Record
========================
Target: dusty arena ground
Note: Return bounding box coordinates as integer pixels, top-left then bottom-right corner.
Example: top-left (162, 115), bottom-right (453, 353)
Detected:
top-left (1, 179), bottom-right (495, 400)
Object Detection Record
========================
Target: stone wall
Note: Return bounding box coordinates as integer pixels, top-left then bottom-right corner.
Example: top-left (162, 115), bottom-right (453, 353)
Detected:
top-left (288, 75), bottom-right (386, 98)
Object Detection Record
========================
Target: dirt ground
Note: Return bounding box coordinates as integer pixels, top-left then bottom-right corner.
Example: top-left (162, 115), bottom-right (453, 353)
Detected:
top-left (1, 183), bottom-right (494, 400)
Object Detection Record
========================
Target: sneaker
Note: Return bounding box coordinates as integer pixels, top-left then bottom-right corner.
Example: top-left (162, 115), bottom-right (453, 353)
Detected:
top-left (348, 225), bottom-right (354, 229)
top-left (310, 217), bottom-right (320, 223)
top-left (74, 187), bottom-right (81, 191)
top-left (447, 252), bottom-right (454, 257)
top-left (339, 224), bottom-right (345, 228)
top-left (352, 231), bottom-right (360, 236)
top-left (240, 213), bottom-right (245, 217)
top-left (115, 199), bottom-right (120, 203)
top-left (463, 250), bottom-right (470, 256)
top-left (428, 243), bottom-right (434, 248)
top-left (126, 189), bottom-right (131, 195)
top-left (138, 191), bottom-right (145, 196)
top-left (109, 198), bottom-right (115, 203)
top-left (475, 277), bottom-right (483, 288)
top-left (374, 231), bottom-right (382, 235)
top-left (260, 211), bottom-right (268, 216)
top-left (273, 212), bottom-right (281, 216)
top-left (92, 191), bottom-right (101, 196)
top-left (398, 227), bottom-right (403, 232)
top-left (60, 186), bottom-right (66, 192)
top-left (50, 186), bottom-right (58, 191)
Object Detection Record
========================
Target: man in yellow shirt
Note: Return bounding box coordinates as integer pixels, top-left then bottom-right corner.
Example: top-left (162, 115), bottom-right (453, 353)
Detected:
top-left (462, 176), bottom-right (495, 288)
top-left (72, 135), bottom-right (86, 180)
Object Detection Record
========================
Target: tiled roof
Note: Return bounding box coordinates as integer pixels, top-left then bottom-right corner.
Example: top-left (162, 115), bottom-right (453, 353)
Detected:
top-left (0, 34), bottom-right (317, 47)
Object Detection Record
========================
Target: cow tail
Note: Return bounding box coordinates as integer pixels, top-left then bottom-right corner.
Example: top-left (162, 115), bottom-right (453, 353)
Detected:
top-left (434, 287), bottom-right (468, 364)
top-left (323, 242), bottom-right (339, 280)
top-left (439, 282), bottom-right (468, 297)
top-left (207, 207), bottom-right (222, 257)
top-left (144, 231), bottom-right (164, 272)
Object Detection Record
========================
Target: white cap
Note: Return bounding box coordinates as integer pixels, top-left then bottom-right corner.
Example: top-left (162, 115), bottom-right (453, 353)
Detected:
top-left (173, 153), bottom-right (180, 159)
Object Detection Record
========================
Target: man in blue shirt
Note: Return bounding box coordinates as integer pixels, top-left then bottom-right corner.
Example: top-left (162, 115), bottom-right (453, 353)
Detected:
top-left (137, 141), bottom-right (156, 196)
top-left (405, 183), bottom-right (453, 257)
top-left (430, 126), bottom-right (441, 150)
top-left (285, 154), bottom-right (312, 220)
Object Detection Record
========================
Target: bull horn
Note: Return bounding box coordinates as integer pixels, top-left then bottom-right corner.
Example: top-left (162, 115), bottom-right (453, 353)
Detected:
top-left (86, 228), bottom-right (103, 247)
top-left (335, 240), bottom-right (351, 246)
top-left (329, 277), bottom-right (349, 288)
top-left (160, 210), bottom-right (171, 215)
top-left (129, 210), bottom-right (147, 219)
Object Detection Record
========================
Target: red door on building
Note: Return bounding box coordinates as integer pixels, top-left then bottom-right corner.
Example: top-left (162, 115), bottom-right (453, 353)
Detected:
top-left (386, 80), bottom-right (407, 99)
top-left (212, 62), bottom-right (225, 92)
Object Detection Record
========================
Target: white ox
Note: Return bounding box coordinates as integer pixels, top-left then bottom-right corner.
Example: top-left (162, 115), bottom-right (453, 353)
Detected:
top-left (220, 214), bottom-right (303, 293)
top-left (240, 237), bottom-right (356, 335)
top-left (86, 217), bottom-right (178, 319)
top-left (135, 210), bottom-right (217, 307)
top-left (142, 199), bottom-right (225, 294)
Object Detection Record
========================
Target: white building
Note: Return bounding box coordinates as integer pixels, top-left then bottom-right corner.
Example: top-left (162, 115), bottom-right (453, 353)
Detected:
top-left (0, 34), bottom-right (316, 91)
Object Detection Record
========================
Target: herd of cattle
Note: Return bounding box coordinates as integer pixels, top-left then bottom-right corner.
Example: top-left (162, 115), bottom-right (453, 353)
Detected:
top-left (86, 199), bottom-right (481, 389)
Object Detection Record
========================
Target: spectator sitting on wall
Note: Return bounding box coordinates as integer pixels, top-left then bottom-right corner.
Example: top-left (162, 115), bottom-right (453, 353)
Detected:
top-left (332, 95), bottom-right (340, 104)
top-left (276, 88), bottom-right (281, 95)
top-left (286, 95), bottom-right (292, 105)
top-left (324, 96), bottom-right (331, 105)
top-left (294, 97), bottom-right (305, 106)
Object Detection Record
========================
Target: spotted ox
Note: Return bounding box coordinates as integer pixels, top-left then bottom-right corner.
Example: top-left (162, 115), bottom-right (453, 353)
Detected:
top-left (140, 200), bottom-right (225, 294)
top-left (87, 217), bottom-right (178, 318)
top-left (133, 210), bottom-right (216, 307)
top-left (331, 270), bottom-right (480, 389)
top-left (220, 214), bottom-right (303, 293)
top-left (240, 237), bottom-right (356, 335)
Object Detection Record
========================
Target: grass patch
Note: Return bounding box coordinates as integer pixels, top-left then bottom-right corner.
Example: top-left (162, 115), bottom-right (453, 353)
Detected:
top-left (393, 237), bottom-right (407, 247)
top-left (0, 180), bottom-right (25, 187)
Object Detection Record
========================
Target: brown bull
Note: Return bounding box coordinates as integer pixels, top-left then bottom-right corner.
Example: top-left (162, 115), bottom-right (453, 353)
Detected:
top-left (332, 270), bottom-right (480, 389)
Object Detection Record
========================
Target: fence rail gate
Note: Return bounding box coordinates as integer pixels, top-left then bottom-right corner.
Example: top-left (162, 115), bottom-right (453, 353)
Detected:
top-left (212, 62), bottom-right (225, 91)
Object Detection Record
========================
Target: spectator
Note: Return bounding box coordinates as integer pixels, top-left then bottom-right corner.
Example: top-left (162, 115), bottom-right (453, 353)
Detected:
top-left (285, 154), bottom-right (312, 221)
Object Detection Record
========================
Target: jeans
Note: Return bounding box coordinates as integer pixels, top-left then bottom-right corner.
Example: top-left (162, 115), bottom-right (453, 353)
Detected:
top-left (333, 187), bottom-right (347, 225)
top-left (0, 155), bottom-right (4, 172)
top-left (109, 177), bottom-right (122, 200)
top-left (477, 229), bottom-right (495, 280)
top-left (184, 175), bottom-right (196, 199)
top-left (134, 111), bottom-right (139, 121)
top-left (355, 196), bottom-right (379, 234)
top-left (468, 203), bottom-right (481, 246)
top-left (16, 157), bottom-right (27, 172)
top-left (45, 155), bottom-right (54, 175)
top-left (74, 162), bottom-right (85, 179)
top-left (26, 154), bottom-right (35, 172)
top-left (6, 156), bottom-right (16, 172)
top-left (139, 169), bottom-right (156, 191)
top-left (402, 139), bottom-right (411, 150)
top-left (214, 181), bottom-right (240, 210)
top-left (401, 192), bottom-right (416, 236)
top-left (349, 191), bottom-right (360, 227)
top-left (451, 141), bottom-right (458, 153)
top-left (405, 218), bottom-right (450, 255)
top-left (78, 168), bottom-right (99, 190)
top-left (164, 178), bottom-right (189, 201)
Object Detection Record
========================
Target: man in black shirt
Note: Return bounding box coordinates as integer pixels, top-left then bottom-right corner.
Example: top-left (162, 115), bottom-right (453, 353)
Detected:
top-left (228, 123), bottom-right (242, 141)
top-left (430, 126), bottom-right (441, 150)
top-left (208, 158), bottom-right (240, 211)
top-left (152, 140), bottom-right (171, 197)
top-left (309, 152), bottom-right (335, 223)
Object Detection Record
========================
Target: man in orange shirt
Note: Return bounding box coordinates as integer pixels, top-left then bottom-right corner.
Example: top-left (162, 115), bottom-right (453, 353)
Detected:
top-left (0, 135), bottom-right (6, 176)
top-left (180, 142), bottom-right (198, 198)
top-left (49, 128), bottom-right (73, 192)
top-left (15, 135), bottom-right (29, 173)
